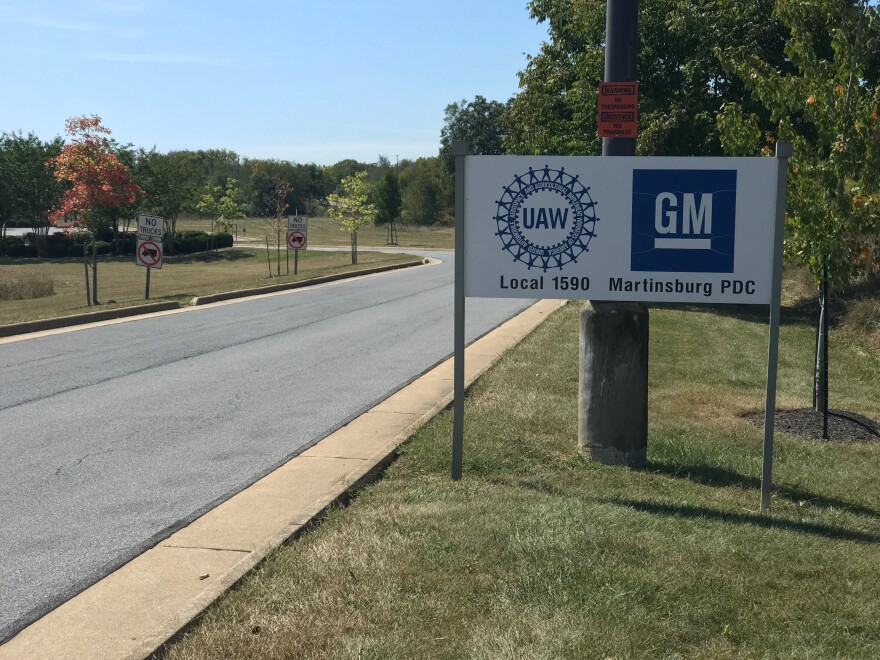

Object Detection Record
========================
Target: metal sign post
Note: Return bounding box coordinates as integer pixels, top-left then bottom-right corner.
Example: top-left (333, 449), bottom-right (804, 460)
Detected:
top-left (136, 215), bottom-right (164, 300)
top-left (452, 141), bottom-right (468, 481)
top-left (761, 141), bottom-right (792, 511)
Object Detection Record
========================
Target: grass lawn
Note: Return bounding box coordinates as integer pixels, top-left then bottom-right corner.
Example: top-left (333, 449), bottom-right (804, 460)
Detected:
top-left (160, 290), bottom-right (880, 659)
top-left (0, 249), bottom-right (419, 325)
top-left (176, 216), bottom-right (455, 250)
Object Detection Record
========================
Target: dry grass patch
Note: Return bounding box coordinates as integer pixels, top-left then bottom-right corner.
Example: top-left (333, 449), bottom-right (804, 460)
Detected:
top-left (0, 272), bottom-right (54, 300)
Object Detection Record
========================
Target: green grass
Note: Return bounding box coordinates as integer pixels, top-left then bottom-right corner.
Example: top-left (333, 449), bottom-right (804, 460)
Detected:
top-left (160, 299), bottom-right (880, 659)
top-left (0, 249), bottom-right (418, 325)
top-left (176, 216), bottom-right (455, 250)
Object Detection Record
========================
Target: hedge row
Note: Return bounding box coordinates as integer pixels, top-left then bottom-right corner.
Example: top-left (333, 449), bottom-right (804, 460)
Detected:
top-left (1, 232), bottom-right (233, 258)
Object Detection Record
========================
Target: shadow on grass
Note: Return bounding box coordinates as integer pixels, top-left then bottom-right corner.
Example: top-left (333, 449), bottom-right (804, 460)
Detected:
top-left (648, 275), bottom-right (880, 330)
top-left (648, 302), bottom-right (815, 328)
top-left (165, 249), bottom-right (255, 264)
top-left (603, 497), bottom-right (880, 543)
top-left (646, 461), bottom-right (880, 520)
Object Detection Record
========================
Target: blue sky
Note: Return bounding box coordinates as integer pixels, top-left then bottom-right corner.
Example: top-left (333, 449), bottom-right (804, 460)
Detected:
top-left (0, 1), bottom-right (548, 165)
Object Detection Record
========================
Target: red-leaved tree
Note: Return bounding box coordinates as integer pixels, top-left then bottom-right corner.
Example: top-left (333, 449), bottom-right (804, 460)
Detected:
top-left (48, 115), bottom-right (143, 304)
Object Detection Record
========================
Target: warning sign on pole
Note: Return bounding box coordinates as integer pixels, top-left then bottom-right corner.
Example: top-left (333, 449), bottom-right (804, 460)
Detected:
top-left (598, 82), bottom-right (638, 138)
top-left (287, 215), bottom-right (308, 250)
top-left (136, 238), bottom-right (163, 269)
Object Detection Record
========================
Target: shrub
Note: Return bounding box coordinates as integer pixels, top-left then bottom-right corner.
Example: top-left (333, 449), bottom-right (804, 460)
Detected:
top-left (67, 243), bottom-right (90, 258)
top-left (0, 273), bottom-right (55, 300)
top-left (94, 241), bottom-right (112, 255)
top-left (214, 232), bottom-right (234, 248)
top-left (6, 244), bottom-right (38, 258)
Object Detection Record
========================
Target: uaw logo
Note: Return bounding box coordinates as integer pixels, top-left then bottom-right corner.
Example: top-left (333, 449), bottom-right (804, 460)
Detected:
top-left (494, 166), bottom-right (599, 271)
top-left (631, 169), bottom-right (737, 273)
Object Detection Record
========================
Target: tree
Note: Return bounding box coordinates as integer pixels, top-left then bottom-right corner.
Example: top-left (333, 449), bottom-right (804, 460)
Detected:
top-left (48, 116), bottom-right (143, 304)
top-left (504, 0), bottom-right (788, 156)
top-left (374, 168), bottom-right (402, 226)
top-left (717, 0), bottom-right (880, 416)
top-left (399, 157), bottom-right (451, 225)
top-left (0, 131), bottom-right (65, 256)
top-left (197, 177), bottom-right (247, 237)
top-left (439, 96), bottom-right (509, 175)
top-left (134, 149), bottom-right (198, 254)
top-left (262, 175), bottom-right (293, 276)
top-left (327, 170), bottom-right (376, 264)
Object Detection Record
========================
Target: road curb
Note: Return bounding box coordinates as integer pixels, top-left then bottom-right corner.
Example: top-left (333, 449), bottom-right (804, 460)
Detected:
top-left (0, 302), bottom-right (182, 338)
top-left (190, 258), bottom-right (425, 305)
top-left (0, 300), bottom-right (562, 660)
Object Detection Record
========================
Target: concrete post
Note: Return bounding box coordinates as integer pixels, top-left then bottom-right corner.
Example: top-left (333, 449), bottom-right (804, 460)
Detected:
top-left (578, 0), bottom-right (648, 466)
top-left (578, 301), bottom-right (648, 467)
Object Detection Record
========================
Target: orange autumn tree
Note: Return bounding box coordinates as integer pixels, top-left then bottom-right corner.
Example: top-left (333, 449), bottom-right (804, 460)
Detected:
top-left (49, 115), bottom-right (143, 304)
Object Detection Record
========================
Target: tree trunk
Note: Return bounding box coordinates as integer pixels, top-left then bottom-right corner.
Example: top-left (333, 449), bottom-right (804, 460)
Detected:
top-left (168, 216), bottom-right (177, 255)
top-left (813, 258), bottom-right (830, 439)
top-left (350, 231), bottom-right (358, 265)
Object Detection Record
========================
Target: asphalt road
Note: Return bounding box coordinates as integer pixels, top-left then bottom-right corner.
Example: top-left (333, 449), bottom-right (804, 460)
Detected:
top-left (0, 252), bottom-right (531, 642)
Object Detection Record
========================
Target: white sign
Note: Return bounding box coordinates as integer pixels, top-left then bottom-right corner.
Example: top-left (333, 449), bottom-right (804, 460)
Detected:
top-left (136, 238), bottom-right (163, 269)
top-left (287, 215), bottom-right (308, 250)
top-left (137, 214), bottom-right (165, 239)
top-left (464, 156), bottom-right (781, 304)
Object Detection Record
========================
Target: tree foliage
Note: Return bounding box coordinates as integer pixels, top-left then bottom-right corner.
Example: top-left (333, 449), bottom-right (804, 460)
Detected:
top-left (504, 0), bottom-right (788, 156)
top-left (328, 170), bottom-right (376, 264)
top-left (439, 95), bottom-right (509, 173)
top-left (196, 177), bottom-right (248, 233)
top-left (134, 149), bottom-right (198, 253)
top-left (0, 131), bottom-right (65, 253)
top-left (373, 168), bottom-right (402, 226)
top-left (48, 116), bottom-right (142, 229)
top-left (717, 0), bottom-right (880, 285)
top-left (48, 115), bottom-right (143, 303)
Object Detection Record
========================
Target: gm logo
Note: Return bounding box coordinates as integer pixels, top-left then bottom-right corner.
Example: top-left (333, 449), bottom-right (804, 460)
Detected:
top-left (631, 169), bottom-right (737, 273)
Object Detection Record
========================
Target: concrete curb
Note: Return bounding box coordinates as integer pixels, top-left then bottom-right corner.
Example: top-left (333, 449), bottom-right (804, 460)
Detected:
top-left (0, 302), bottom-right (182, 338)
top-left (0, 259), bottom-right (426, 338)
top-left (0, 299), bottom-right (563, 660)
top-left (190, 259), bottom-right (426, 305)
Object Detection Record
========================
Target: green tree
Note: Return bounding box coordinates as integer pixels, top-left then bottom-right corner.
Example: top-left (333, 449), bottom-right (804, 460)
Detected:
top-left (197, 177), bottom-right (248, 236)
top-left (717, 0), bottom-right (880, 415)
top-left (262, 175), bottom-right (293, 276)
top-left (439, 95), bottom-right (509, 174)
top-left (327, 170), bottom-right (376, 264)
top-left (400, 157), bottom-right (451, 225)
top-left (374, 169), bottom-right (402, 226)
top-left (134, 149), bottom-right (198, 254)
top-left (717, 0), bottom-right (880, 286)
top-left (504, 0), bottom-right (788, 156)
top-left (0, 131), bottom-right (65, 256)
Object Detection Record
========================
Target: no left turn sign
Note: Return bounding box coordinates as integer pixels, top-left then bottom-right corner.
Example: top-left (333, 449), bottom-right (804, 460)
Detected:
top-left (136, 239), bottom-right (163, 269)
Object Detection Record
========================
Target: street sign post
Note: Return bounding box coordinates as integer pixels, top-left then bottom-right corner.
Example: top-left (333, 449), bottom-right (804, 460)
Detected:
top-left (135, 215), bottom-right (165, 299)
top-left (287, 215), bottom-right (308, 274)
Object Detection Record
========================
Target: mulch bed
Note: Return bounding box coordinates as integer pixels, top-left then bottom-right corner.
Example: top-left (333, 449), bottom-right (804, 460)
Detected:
top-left (741, 408), bottom-right (880, 442)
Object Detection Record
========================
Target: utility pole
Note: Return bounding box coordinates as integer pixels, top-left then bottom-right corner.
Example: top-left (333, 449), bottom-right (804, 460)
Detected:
top-left (578, 0), bottom-right (649, 467)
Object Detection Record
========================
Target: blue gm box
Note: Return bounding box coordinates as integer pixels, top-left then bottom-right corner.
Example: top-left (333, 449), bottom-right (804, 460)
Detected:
top-left (631, 169), bottom-right (737, 273)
